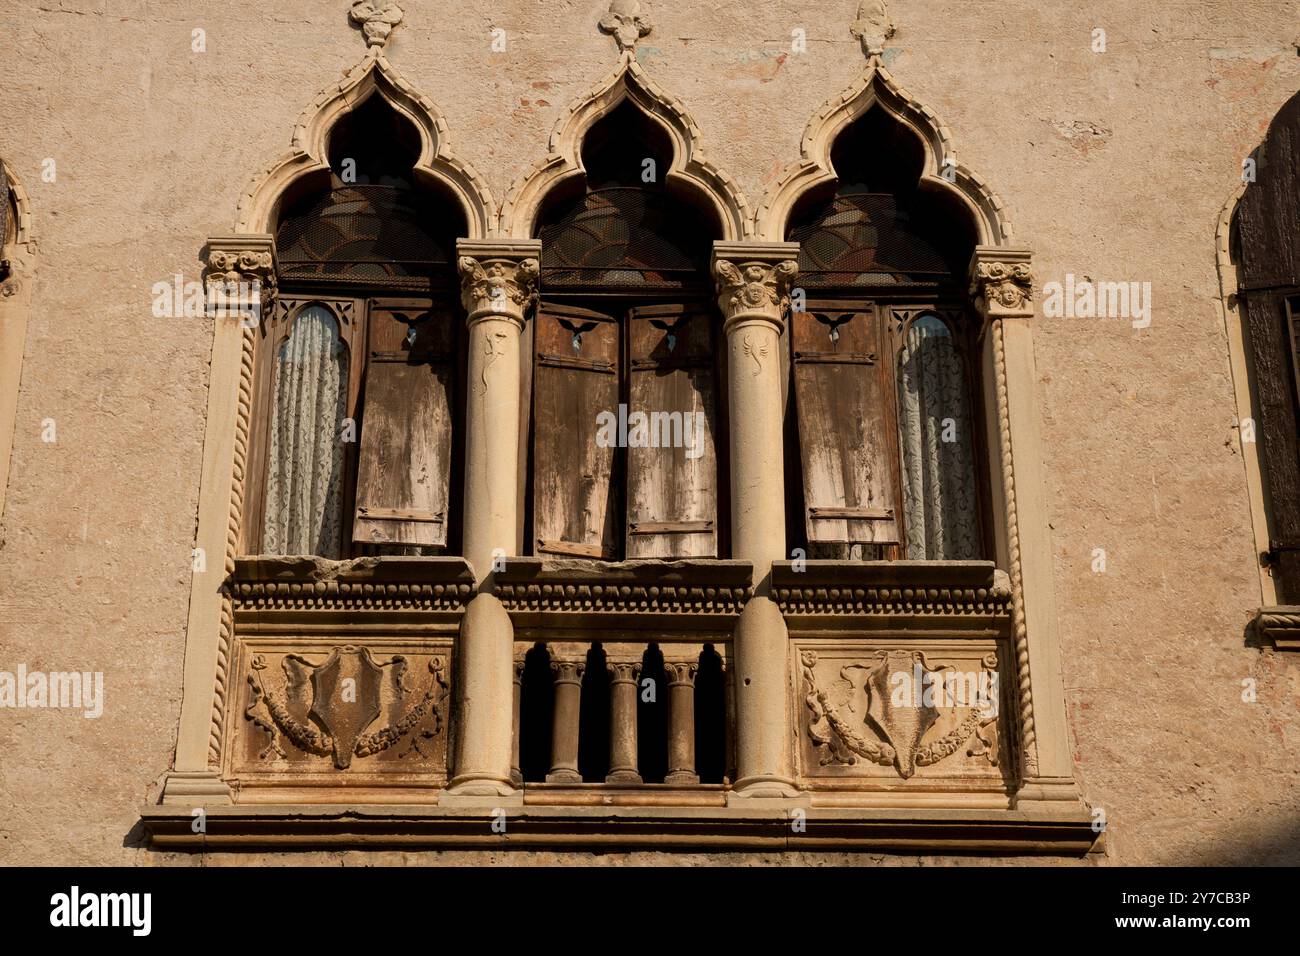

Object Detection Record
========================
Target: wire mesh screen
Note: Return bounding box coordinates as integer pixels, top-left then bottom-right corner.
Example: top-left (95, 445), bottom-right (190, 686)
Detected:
top-left (788, 192), bottom-right (953, 287)
top-left (276, 184), bottom-right (452, 290)
top-left (538, 187), bottom-right (710, 290)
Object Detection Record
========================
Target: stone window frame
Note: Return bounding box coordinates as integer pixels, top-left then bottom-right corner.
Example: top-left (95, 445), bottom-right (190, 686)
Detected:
top-left (148, 38), bottom-right (1090, 850)
top-left (0, 160), bottom-right (36, 525)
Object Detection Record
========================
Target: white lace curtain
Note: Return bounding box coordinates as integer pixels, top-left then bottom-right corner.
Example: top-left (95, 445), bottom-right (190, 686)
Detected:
top-left (262, 305), bottom-right (348, 558)
top-left (896, 315), bottom-right (980, 560)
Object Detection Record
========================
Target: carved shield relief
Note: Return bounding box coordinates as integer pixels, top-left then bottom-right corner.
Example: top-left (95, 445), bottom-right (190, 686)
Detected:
top-left (234, 640), bottom-right (451, 781)
top-left (798, 642), bottom-right (1010, 785)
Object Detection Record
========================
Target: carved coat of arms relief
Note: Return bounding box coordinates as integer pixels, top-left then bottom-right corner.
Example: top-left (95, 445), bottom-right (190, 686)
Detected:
top-left (801, 648), bottom-right (1002, 779)
top-left (245, 645), bottom-right (449, 770)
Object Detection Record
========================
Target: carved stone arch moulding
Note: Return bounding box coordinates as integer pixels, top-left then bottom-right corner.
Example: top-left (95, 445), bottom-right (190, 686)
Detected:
top-left (499, 52), bottom-right (752, 241)
top-left (235, 47), bottom-right (495, 238)
top-left (0, 158), bottom-right (38, 524)
top-left (755, 64), bottom-right (1011, 245)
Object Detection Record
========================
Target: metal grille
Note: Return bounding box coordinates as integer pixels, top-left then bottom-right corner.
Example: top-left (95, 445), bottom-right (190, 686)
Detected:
top-left (789, 192), bottom-right (952, 287)
top-left (539, 187), bottom-right (709, 289)
top-left (276, 184), bottom-right (452, 288)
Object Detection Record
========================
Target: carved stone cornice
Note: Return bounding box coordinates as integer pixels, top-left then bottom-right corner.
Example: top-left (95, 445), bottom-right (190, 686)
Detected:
top-left (350, 1), bottom-right (404, 49)
top-left (229, 556), bottom-right (475, 615)
top-left (599, 0), bottom-right (653, 54)
top-left (494, 558), bottom-right (754, 618)
top-left (969, 247), bottom-right (1034, 322)
top-left (712, 241), bottom-right (800, 336)
top-left (770, 560), bottom-right (1012, 618)
top-left (850, 1), bottom-right (897, 60)
top-left (1253, 606), bottom-right (1300, 650)
top-left (455, 239), bottom-right (541, 328)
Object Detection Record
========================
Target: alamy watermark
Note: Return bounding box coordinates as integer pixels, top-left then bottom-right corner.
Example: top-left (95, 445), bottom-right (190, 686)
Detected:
top-left (890, 663), bottom-right (999, 718)
top-left (595, 404), bottom-right (706, 460)
top-left (0, 665), bottom-right (104, 718)
top-left (151, 274), bottom-right (265, 326)
top-left (1042, 274), bottom-right (1152, 328)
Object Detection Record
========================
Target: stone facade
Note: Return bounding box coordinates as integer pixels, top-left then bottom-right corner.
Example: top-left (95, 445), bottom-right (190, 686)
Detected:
top-left (1, 0), bottom-right (1298, 865)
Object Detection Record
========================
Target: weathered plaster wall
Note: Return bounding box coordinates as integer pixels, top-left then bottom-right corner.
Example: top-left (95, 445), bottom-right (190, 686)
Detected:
top-left (0, 0), bottom-right (1297, 865)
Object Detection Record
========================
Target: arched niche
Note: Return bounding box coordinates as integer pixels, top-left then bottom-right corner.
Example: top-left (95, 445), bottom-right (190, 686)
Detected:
top-left (235, 50), bottom-right (494, 240)
top-left (500, 57), bottom-right (751, 243)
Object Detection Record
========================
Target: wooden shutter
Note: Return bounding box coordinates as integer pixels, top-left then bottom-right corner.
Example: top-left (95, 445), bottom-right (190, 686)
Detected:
top-left (352, 297), bottom-right (455, 549)
top-left (791, 303), bottom-right (901, 552)
top-left (625, 304), bottom-right (718, 558)
top-left (1238, 90), bottom-right (1300, 602)
top-left (532, 302), bottom-right (620, 558)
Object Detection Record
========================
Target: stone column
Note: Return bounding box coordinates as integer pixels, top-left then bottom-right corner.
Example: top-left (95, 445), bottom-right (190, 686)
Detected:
top-left (712, 242), bottom-right (801, 801)
top-left (160, 236), bottom-right (276, 806)
top-left (969, 247), bottom-right (1081, 811)
top-left (546, 659), bottom-right (586, 783)
top-left (444, 240), bottom-right (539, 802)
top-left (456, 239), bottom-right (539, 586)
top-left (606, 661), bottom-right (642, 783)
top-left (664, 661), bottom-right (699, 785)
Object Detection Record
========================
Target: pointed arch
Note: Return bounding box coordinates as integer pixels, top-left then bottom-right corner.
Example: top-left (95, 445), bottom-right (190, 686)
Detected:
top-left (234, 48), bottom-right (495, 238)
top-left (756, 65), bottom-right (1011, 245)
top-left (500, 54), bottom-right (752, 241)
top-left (3, 160), bottom-right (36, 250)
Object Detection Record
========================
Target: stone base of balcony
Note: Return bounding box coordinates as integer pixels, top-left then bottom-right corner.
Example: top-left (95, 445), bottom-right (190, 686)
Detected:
top-left (140, 803), bottom-right (1099, 855)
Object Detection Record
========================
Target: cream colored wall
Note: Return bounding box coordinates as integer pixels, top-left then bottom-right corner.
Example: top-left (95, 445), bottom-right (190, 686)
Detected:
top-left (1, 0), bottom-right (1297, 865)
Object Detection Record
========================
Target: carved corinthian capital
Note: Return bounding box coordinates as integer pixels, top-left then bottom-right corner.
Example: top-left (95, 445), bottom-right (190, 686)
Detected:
top-left (205, 235), bottom-right (277, 323)
top-left (969, 247), bottom-right (1034, 321)
top-left (455, 239), bottom-right (542, 328)
top-left (711, 241), bottom-right (800, 335)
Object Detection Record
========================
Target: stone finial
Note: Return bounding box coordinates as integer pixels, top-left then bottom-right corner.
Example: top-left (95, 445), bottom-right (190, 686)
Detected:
top-left (599, 0), bottom-right (653, 54)
top-left (350, 1), bottom-right (404, 49)
top-left (850, 0), bottom-right (896, 59)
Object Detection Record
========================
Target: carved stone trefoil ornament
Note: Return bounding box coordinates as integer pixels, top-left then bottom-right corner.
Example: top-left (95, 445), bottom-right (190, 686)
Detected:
top-left (850, 0), bottom-right (896, 60)
top-left (599, 0), bottom-right (654, 55)
top-left (350, 1), bottom-right (404, 49)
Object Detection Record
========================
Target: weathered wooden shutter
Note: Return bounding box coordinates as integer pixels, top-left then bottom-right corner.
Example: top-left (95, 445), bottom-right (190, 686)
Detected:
top-left (352, 297), bottom-right (456, 549)
top-left (1238, 90), bottom-right (1300, 602)
top-left (532, 302), bottom-right (620, 558)
top-left (791, 303), bottom-right (901, 553)
top-left (625, 304), bottom-right (718, 558)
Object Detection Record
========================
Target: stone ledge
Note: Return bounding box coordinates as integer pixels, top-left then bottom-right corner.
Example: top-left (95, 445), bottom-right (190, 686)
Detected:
top-left (140, 804), bottom-right (1097, 854)
top-left (230, 556), bottom-right (476, 614)
top-left (771, 560), bottom-right (1011, 618)
top-left (494, 558), bottom-right (754, 618)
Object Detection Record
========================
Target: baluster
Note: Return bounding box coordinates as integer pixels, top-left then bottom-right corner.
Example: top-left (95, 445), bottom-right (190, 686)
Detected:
top-left (546, 659), bottom-right (585, 783)
top-left (510, 655), bottom-right (525, 786)
top-left (606, 661), bottom-right (643, 783)
top-left (664, 660), bottom-right (700, 785)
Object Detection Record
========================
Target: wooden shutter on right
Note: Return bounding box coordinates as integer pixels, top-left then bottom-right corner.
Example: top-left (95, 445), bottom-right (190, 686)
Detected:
top-left (791, 303), bottom-right (901, 551)
top-left (1238, 90), bottom-right (1300, 602)
top-left (532, 302), bottom-right (620, 558)
top-left (625, 304), bottom-right (718, 558)
top-left (352, 298), bottom-right (455, 549)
